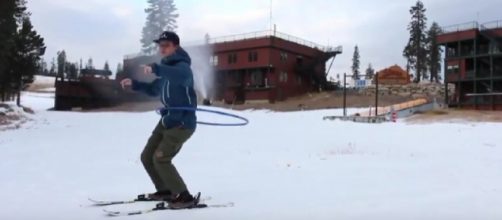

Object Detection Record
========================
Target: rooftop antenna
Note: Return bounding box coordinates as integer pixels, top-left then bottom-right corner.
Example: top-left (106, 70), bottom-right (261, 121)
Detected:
top-left (269, 0), bottom-right (273, 31)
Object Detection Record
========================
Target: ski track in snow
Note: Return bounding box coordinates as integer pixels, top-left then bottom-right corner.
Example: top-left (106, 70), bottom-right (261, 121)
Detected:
top-left (1, 93), bottom-right (502, 220)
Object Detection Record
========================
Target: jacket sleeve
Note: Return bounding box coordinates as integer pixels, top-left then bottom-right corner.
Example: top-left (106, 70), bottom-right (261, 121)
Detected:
top-left (131, 79), bottom-right (163, 97)
top-left (151, 62), bottom-right (190, 85)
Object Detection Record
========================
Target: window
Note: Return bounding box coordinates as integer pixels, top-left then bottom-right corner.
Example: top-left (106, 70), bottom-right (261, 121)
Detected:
top-left (228, 70), bottom-right (243, 86)
top-left (296, 56), bottom-right (303, 66)
top-left (210, 55), bottom-right (219, 66)
top-left (280, 52), bottom-right (288, 62)
top-left (447, 64), bottom-right (460, 74)
top-left (279, 72), bottom-right (288, 83)
top-left (228, 53), bottom-right (237, 64)
top-left (447, 47), bottom-right (457, 57)
top-left (250, 70), bottom-right (265, 87)
top-left (248, 51), bottom-right (258, 62)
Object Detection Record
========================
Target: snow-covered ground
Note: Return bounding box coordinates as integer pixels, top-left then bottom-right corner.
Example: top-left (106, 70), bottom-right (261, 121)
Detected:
top-left (1, 93), bottom-right (502, 220)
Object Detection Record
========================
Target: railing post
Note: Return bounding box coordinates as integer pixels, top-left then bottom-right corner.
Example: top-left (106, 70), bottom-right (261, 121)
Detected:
top-left (343, 73), bottom-right (347, 117)
top-left (375, 74), bottom-right (379, 116)
top-left (445, 81), bottom-right (449, 107)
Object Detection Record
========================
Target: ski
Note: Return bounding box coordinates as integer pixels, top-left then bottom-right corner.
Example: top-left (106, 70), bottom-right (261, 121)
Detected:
top-left (89, 194), bottom-right (212, 207)
top-left (103, 193), bottom-right (234, 217)
top-left (89, 194), bottom-right (158, 206)
top-left (104, 202), bottom-right (234, 217)
top-left (89, 198), bottom-right (138, 206)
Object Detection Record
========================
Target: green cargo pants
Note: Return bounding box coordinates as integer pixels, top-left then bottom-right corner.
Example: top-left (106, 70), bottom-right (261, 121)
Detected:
top-left (141, 121), bottom-right (195, 194)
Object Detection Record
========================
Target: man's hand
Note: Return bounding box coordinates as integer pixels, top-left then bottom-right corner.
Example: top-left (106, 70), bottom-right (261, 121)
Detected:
top-left (120, 78), bottom-right (132, 90)
top-left (141, 65), bottom-right (154, 76)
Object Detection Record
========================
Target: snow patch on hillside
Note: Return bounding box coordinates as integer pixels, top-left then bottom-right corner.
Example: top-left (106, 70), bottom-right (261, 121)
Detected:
top-left (0, 103), bottom-right (34, 130)
top-left (27, 75), bottom-right (56, 93)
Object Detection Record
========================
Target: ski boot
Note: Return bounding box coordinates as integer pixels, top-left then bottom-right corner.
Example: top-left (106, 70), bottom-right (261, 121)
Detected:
top-left (167, 191), bottom-right (199, 209)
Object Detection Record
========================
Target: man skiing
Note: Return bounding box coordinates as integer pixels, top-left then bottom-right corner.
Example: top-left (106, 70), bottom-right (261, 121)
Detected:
top-left (120, 31), bottom-right (198, 209)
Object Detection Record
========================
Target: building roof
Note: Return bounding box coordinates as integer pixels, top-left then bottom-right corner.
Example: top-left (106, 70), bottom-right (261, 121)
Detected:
top-left (125, 30), bottom-right (342, 60)
top-left (440, 20), bottom-right (502, 34)
top-left (206, 30), bottom-right (342, 53)
top-left (81, 69), bottom-right (112, 76)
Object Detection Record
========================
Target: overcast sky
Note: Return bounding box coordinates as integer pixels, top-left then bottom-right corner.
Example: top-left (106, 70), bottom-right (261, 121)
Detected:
top-left (27, 0), bottom-right (501, 77)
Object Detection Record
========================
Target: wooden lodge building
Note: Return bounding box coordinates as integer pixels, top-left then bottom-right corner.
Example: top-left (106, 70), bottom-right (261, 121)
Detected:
top-left (375, 65), bottom-right (411, 85)
top-left (123, 30), bottom-right (342, 104)
top-left (208, 30), bottom-right (342, 104)
top-left (54, 30), bottom-right (342, 110)
top-left (438, 20), bottom-right (502, 110)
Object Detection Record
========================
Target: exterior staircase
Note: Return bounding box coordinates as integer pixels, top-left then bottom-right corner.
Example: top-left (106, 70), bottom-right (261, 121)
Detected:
top-left (480, 21), bottom-right (502, 52)
top-left (295, 46), bottom-right (342, 89)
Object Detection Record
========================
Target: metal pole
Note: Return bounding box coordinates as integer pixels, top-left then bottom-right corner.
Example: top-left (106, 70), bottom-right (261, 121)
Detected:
top-left (269, 0), bottom-right (273, 31)
top-left (444, 81), bottom-right (448, 107)
top-left (375, 74), bottom-right (379, 116)
top-left (343, 73), bottom-right (347, 117)
top-left (491, 55), bottom-right (495, 110)
top-left (474, 38), bottom-right (478, 109)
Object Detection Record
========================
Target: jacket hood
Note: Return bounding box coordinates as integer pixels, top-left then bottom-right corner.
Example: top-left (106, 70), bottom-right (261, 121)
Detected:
top-left (162, 47), bottom-right (192, 66)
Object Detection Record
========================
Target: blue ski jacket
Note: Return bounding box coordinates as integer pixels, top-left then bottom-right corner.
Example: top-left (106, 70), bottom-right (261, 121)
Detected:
top-left (132, 48), bottom-right (197, 129)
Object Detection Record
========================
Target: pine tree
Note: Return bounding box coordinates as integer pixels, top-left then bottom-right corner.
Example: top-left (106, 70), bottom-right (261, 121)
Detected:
top-left (0, 0), bottom-right (18, 101)
top-left (141, 0), bottom-right (179, 54)
top-left (104, 61), bottom-right (110, 72)
top-left (1, 0), bottom-right (46, 103)
top-left (116, 63), bottom-right (123, 74)
top-left (403, 0), bottom-right (428, 83)
top-left (36, 60), bottom-right (48, 76)
top-left (66, 62), bottom-right (78, 80)
top-left (12, 17), bottom-right (45, 77)
top-left (351, 45), bottom-right (361, 80)
top-left (86, 57), bottom-right (94, 69)
top-left (57, 50), bottom-right (67, 80)
top-left (365, 63), bottom-right (375, 80)
top-left (10, 1), bottom-right (45, 106)
top-left (79, 58), bottom-right (83, 74)
top-left (427, 22), bottom-right (443, 83)
top-left (49, 58), bottom-right (56, 76)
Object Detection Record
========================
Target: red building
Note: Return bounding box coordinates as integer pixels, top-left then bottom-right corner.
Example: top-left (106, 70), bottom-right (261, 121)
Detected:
top-left (54, 31), bottom-right (342, 110)
top-left (438, 20), bottom-right (502, 110)
top-left (121, 30), bottom-right (342, 105)
top-left (210, 30), bottom-right (342, 104)
top-left (54, 69), bottom-right (121, 110)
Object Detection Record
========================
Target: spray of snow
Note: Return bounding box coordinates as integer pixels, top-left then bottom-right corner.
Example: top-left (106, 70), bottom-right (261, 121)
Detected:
top-left (185, 45), bottom-right (215, 100)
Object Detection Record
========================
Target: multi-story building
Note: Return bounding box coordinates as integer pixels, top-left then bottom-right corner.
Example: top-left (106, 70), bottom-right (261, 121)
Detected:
top-left (119, 30), bottom-right (342, 105)
top-left (438, 20), bottom-right (502, 110)
top-left (208, 30), bottom-right (342, 104)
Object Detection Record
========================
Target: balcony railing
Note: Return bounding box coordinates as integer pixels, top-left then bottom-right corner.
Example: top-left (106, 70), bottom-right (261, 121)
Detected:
top-left (440, 20), bottom-right (502, 34)
top-left (480, 20), bottom-right (502, 30)
top-left (465, 70), bottom-right (475, 79)
top-left (190, 30), bottom-right (342, 53)
top-left (441, 21), bottom-right (479, 34)
top-left (125, 30), bottom-right (343, 60)
top-left (124, 52), bottom-right (150, 60)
